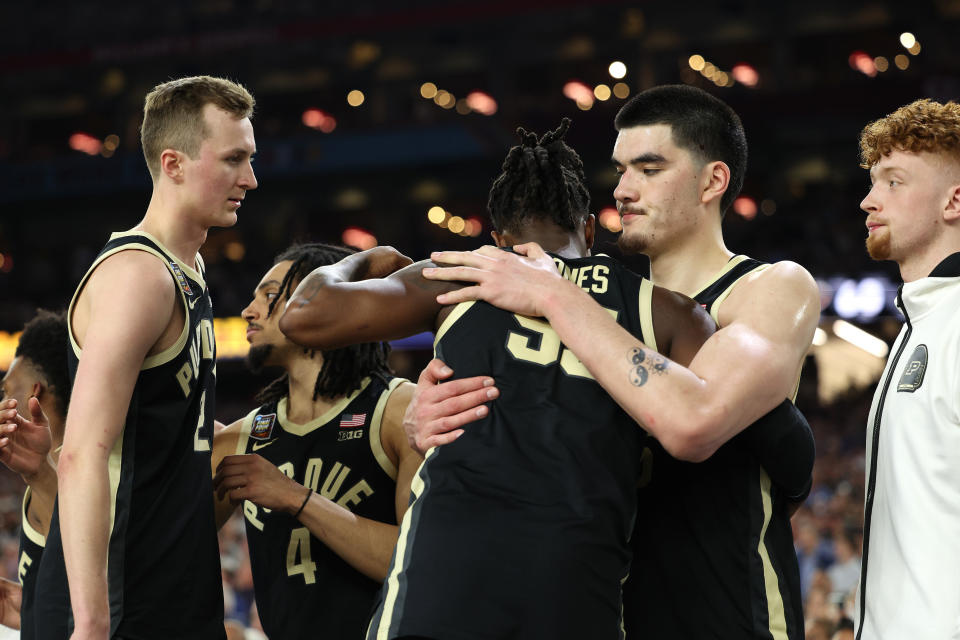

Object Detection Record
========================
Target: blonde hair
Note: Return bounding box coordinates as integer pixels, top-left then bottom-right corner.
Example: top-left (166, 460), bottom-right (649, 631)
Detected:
top-left (859, 98), bottom-right (960, 168)
top-left (140, 75), bottom-right (255, 179)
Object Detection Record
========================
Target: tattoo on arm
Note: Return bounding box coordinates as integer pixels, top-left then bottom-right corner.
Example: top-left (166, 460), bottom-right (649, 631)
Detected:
top-left (295, 277), bottom-right (325, 306)
top-left (627, 347), bottom-right (669, 387)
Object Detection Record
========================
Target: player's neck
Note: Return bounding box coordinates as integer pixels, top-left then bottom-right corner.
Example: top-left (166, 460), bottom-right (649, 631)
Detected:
top-left (898, 237), bottom-right (960, 282)
top-left (648, 225), bottom-right (732, 297)
top-left (138, 190), bottom-right (210, 266)
top-left (283, 355), bottom-right (340, 424)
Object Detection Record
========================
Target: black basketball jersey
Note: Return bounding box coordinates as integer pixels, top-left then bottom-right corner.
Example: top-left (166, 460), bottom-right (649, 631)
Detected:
top-left (240, 375), bottom-right (402, 640)
top-left (623, 255), bottom-right (804, 640)
top-left (368, 253), bottom-right (655, 640)
top-left (18, 487), bottom-right (44, 640)
top-left (35, 231), bottom-right (225, 640)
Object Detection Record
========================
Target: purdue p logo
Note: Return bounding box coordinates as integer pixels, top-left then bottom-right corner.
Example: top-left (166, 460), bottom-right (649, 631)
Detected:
top-left (897, 344), bottom-right (928, 393)
top-left (251, 413), bottom-right (276, 440)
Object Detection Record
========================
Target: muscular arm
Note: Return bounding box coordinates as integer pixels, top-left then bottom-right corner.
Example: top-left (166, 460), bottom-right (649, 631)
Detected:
top-left (58, 252), bottom-right (177, 637)
top-left (214, 383), bottom-right (422, 582)
top-left (428, 245), bottom-right (820, 462)
top-left (649, 286), bottom-right (716, 367)
top-left (279, 253), bottom-right (455, 349)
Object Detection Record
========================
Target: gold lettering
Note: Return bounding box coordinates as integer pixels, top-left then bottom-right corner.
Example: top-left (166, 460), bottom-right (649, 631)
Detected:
top-left (336, 480), bottom-right (374, 510)
top-left (174, 361), bottom-right (193, 397)
top-left (576, 265), bottom-right (593, 289)
top-left (319, 462), bottom-right (351, 499)
top-left (243, 500), bottom-right (265, 531)
top-left (591, 265), bottom-right (609, 294)
top-left (303, 458), bottom-right (323, 492)
top-left (277, 462), bottom-right (295, 479)
top-left (18, 551), bottom-right (31, 584)
top-left (199, 318), bottom-right (215, 360)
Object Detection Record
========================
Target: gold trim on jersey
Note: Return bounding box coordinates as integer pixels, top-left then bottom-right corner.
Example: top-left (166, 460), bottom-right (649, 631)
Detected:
top-left (21, 487), bottom-right (45, 547)
top-left (693, 256), bottom-right (770, 326)
top-left (107, 230), bottom-right (206, 287)
top-left (638, 278), bottom-right (657, 353)
top-left (375, 447), bottom-right (436, 639)
top-left (433, 301), bottom-right (476, 347)
top-left (237, 408), bottom-right (257, 454)
top-left (67, 242), bottom-right (191, 371)
top-left (757, 468), bottom-right (789, 640)
top-left (275, 377), bottom-right (373, 437)
top-left (107, 431), bottom-right (124, 541)
top-left (369, 378), bottom-right (404, 482)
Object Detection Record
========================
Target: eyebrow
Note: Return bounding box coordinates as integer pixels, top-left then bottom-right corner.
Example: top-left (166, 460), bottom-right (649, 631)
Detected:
top-left (254, 279), bottom-right (282, 294)
top-left (869, 165), bottom-right (905, 179)
top-left (612, 152), bottom-right (667, 166)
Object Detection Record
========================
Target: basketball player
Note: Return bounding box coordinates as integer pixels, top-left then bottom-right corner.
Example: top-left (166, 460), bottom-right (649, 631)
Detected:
top-left (211, 243), bottom-right (421, 639)
top-left (280, 120), bottom-right (719, 639)
top-left (420, 86), bottom-right (820, 639)
top-left (855, 99), bottom-right (960, 639)
top-left (35, 76), bottom-right (257, 640)
top-left (0, 310), bottom-right (69, 637)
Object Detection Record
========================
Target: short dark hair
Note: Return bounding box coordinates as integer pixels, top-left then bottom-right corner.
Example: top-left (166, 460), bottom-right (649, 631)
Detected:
top-left (487, 118), bottom-right (591, 233)
top-left (256, 243), bottom-right (392, 404)
top-left (615, 85), bottom-right (747, 215)
top-left (15, 309), bottom-right (70, 419)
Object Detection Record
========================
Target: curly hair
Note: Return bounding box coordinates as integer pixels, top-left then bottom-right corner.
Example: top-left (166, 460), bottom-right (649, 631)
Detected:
top-left (859, 99), bottom-right (960, 168)
top-left (14, 309), bottom-right (71, 419)
top-left (487, 118), bottom-right (591, 233)
top-left (255, 243), bottom-right (391, 405)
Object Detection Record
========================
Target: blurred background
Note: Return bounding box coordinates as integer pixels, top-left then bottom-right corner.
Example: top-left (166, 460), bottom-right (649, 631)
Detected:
top-left (2, 1), bottom-right (958, 637)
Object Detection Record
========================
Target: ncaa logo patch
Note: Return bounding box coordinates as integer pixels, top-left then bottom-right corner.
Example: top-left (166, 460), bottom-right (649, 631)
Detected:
top-left (169, 261), bottom-right (193, 295)
top-left (897, 344), bottom-right (928, 393)
top-left (250, 413), bottom-right (277, 440)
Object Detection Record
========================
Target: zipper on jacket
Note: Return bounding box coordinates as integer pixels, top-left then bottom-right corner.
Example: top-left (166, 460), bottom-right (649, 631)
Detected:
top-left (856, 285), bottom-right (910, 640)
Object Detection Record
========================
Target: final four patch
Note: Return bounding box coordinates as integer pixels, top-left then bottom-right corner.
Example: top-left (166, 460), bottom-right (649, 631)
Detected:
top-left (897, 344), bottom-right (928, 393)
top-left (169, 261), bottom-right (193, 295)
top-left (250, 413), bottom-right (277, 440)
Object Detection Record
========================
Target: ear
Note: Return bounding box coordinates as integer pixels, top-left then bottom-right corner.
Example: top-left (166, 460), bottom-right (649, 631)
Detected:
top-left (583, 214), bottom-right (596, 252)
top-left (160, 149), bottom-right (185, 183)
top-left (31, 381), bottom-right (42, 399)
top-left (491, 230), bottom-right (508, 248)
top-left (700, 160), bottom-right (731, 209)
top-left (944, 183), bottom-right (960, 222)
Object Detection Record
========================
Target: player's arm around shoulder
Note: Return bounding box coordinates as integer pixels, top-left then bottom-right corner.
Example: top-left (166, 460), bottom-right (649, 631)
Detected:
top-left (280, 248), bottom-right (453, 349)
top-left (58, 250), bottom-right (179, 637)
top-left (212, 419), bottom-right (243, 528)
top-left (381, 380), bottom-right (423, 521)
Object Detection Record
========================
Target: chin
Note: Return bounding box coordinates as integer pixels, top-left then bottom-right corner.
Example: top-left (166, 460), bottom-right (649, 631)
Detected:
top-left (865, 233), bottom-right (892, 261)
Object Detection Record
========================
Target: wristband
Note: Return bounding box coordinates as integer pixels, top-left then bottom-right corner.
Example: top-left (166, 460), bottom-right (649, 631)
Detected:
top-left (293, 486), bottom-right (312, 518)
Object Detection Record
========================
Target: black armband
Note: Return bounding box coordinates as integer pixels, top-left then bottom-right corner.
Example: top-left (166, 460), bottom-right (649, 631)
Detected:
top-left (738, 399), bottom-right (815, 502)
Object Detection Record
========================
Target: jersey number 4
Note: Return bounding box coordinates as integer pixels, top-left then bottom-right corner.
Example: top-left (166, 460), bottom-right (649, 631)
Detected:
top-left (506, 310), bottom-right (617, 379)
top-left (286, 526), bottom-right (317, 584)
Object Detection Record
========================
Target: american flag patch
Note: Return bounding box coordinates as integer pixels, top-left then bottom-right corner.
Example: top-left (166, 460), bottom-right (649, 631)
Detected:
top-left (339, 413), bottom-right (367, 428)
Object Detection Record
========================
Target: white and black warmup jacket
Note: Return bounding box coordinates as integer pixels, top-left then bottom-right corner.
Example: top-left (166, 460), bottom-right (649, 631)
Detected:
top-left (856, 252), bottom-right (960, 640)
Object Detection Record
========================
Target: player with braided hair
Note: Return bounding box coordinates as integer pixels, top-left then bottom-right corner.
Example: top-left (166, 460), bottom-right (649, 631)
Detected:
top-left (279, 121), bottom-right (718, 639)
top-left (210, 242), bottom-right (420, 640)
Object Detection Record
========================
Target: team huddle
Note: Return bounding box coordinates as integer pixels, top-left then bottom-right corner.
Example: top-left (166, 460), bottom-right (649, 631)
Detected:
top-left (1, 74), bottom-right (958, 640)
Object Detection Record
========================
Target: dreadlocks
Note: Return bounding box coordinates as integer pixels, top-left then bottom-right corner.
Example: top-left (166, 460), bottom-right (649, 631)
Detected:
top-left (14, 309), bottom-right (71, 419)
top-left (487, 117), bottom-right (591, 233)
top-left (255, 243), bottom-right (392, 405)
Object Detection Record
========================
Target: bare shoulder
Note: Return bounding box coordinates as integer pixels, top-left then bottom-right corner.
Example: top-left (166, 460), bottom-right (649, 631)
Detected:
top-left (382, 380), bottom-right (416, 455)
top-left (85, 249), bottom-right (177, 307)
top-left (743, 260), bottom-right (818, 297)
top-left (384, 380), bottom-right (416, 421)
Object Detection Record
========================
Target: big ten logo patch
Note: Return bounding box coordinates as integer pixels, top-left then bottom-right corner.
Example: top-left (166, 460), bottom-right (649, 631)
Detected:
top-left (337, 413), bottom-right (366, 442)
top-left (243, 457), bottom-right (375, 532)
top-left (175, 318), bottom-right (215, 397)
top-left (897, 344), bottom-right (928, 393)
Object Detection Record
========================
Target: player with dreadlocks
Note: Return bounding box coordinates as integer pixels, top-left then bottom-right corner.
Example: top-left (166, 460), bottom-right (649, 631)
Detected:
top-left (211, 242), bottom-right (420, 640)
top-left (278, 120), bottom-right (715, 640)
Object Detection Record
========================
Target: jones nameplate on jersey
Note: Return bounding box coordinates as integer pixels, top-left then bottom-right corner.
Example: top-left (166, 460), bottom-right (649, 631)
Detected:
top-left (897, 344), bottom-right (928, 393)
top-left (251, 413), bottom-right (277, 440)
